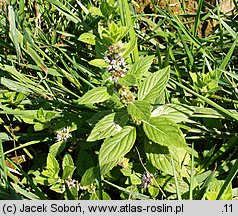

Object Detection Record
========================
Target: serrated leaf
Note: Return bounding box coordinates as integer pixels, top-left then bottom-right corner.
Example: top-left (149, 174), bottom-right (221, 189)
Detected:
top-left (62, 153), bottom-right (74, 168)
top-left (62, 165), bottom-right (75, 180)
top-left (143, 117), bottom-right (187, 148)
top-left (127, 55), bottom-right (154, 78)
top-left (46, 154), bottom-right (60, 177)
top-left (62, 154), bottom-right (75, 180)
top-left (81, 159), bottom-right (121, 186)
top-left (151, 104), bottom-right (194, 123)
top-left (138, 67), bottom-right (170, 104)
top-left (87, 111), bottom-right (128, 142)
top-left (80, 167), bottom-right (97, 186)
top-left (118, 74), bottom-right (137, 86)
top-left (127, 101), bottom-right (152, 121)
top-left (99, 126), bottom-right (136, 166)
top-left (144, 139), bottom-right (188, 177)
top-left (100, 158), bottom-right (122, 175)
top-left (78, 32), bottom-right (96, 45)
top-left (78, 87), bottom-right (111, 104)
top-left (49, 141), bottom-right (66, 157)
top-left (88, 59), bottom-right (109, 68)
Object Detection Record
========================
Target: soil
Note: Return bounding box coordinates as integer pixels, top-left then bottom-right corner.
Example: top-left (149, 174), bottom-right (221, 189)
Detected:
top-left (133, 0), bottom-right (236, 37)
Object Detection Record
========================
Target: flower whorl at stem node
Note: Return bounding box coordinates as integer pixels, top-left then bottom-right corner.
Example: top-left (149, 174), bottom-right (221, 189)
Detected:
top-left (104, 43), bottom-right (127, 83)
top-left (119, 87), bottom-right (135, 105)
top-left (141, 172), bottom-right (154, 189)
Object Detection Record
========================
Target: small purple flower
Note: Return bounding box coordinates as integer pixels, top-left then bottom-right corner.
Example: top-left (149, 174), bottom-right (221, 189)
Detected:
top-left (112, 64), bottom-right (120, 71)
top-left (111, 59), bottom-right (117, 66)
top-left (56, 128), bottom-right (71, 142)
top-left (114, 52), bottom-right (122, 59)
top-left (141, 172), bottom-right (154, 188)
top-left (104, 44), bottom-right (128, 84)
top-left (104, 56), bottom-right (111, 63)
top-left (118, 58), bottom-right (126, 67)
top-left (106, 65), bottom-right (113, 72)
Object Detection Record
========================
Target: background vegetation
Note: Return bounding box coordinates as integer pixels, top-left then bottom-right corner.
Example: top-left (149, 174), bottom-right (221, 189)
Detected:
top-left (0, 0), bottom-right (238, 200)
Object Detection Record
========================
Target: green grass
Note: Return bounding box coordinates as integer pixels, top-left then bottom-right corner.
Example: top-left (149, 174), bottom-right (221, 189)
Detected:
top-left (0, 0), bottom-right (238, 200)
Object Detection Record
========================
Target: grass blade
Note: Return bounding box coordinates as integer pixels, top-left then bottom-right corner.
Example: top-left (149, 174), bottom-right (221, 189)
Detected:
top-left (118, 0), bottom-right (139, 62)
top-left (216, 158), bottom-right (238, 200)
top-left (171, 79), bottom-right (238, 121)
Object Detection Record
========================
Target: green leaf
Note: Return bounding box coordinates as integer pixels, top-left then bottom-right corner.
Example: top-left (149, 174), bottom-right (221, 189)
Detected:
top-left (171, 79), bottom-right (238, 122)
top-left (87, 111), bottom-right (128, 142)
top-left (77, 87), bottom-right (111, 104)
top-left (76, 150), bottom-right (95, 176)
top-left (90, 190), bottom-right (111, 200)
top-left (118, 74), bottom-right (137, 86)
top-left (80, 159), bottom-right (121, 186)
top-left (127, 101), bottom-right (152, 121)
top-left (81, 167), bottom-right (97, 186)
top-left (148, 184), bottom-right (160, 198)
top-left (88, 59), bottom-right (109, 68)
top-left (100, 0), bottom-right (116, 18)
top-left (122, 38), bottom-right (137, 58)
top-left (219, 38), bottom-right (238, 70)
top-left (143, 117), bottom-right (187, 148)
top-left (220, 18), bottom-right (237, 39)
top-left (15, 29), bottom-right (48, 74)
top-left (127, 55), bottom-right (154, 78)
top-left (99, 126), bottom-right (136, 166)
top-left (217, 158), bottom-right (238, 200)
top-left (46, 0), bottom-right (80, 23)
top-left (0, 139), bottom-right (7, 181)
top-left (157, 176), bottom-right (189, 195)
top-left (100, 158), bottom-right (122, 176)
top-left (86, 110), bottom-right (112, 127)
top-left (37, 108), bottom-right (45, 121)
top-left (0, 77), bottom-right (32, 93)
top-left (206, 179), bottom-right (232, 200)
top-left (78, 32), bottom-right (96, 45)
top-left (62, 154), bottom-right (75, 180)
top-left (46, 154), bottom-right (60, 177)
top-left (89, 6), bottom-right (104, 17)
top-left (62, 153), bottom-right (74, 168)
top-left (151, 104), bottom-right (194, 123)
top-left (8, 5), bottom-right (21, 60)
top-left (138, 67), bottom-right (170, 103)
top-left (144, 139), bottom-right (189, 177)
top-left (11, 183), bottom-right (41, 200)
top-left (49, 141), bottom-right (66, 157)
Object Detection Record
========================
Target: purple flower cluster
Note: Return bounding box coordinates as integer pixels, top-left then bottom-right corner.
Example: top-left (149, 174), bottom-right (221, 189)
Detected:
top-left (61, 177), bottom-right (82, 192)
top-left (56, 127), bottom-right (71, 142)
top-left (141, 172), bottom-right (154, 188)
top-left (104, 44), bottom-right (127, 83)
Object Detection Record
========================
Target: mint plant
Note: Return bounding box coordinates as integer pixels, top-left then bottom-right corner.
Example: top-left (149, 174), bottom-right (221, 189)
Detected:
top-left (0, 0), bottom-right (237, 200)
top-left (76, 22), bottom-right (190, 199)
